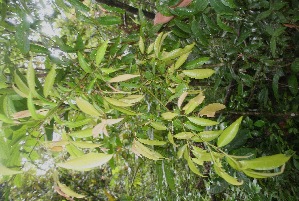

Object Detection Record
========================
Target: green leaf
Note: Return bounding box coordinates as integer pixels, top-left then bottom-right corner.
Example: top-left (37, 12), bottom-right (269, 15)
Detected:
top-left (164, 162), bottom-right (175, 190)
top-left (221, 0), bottom-right (236, 8)
top-left (104, 97), bottom-right (133, 107)
top-left (185, 57), bottom-right (210, 69)
top-left (214, 164), bottom-right (243, 185)
top-left (71, 141), bottom-right (101, 149)
top-left (77, 52), bottom-right (92, 73)
top-left (272, 70), bottom-right (284, 100)
top-left (57, 182), bottom-right (86, 198)
top-left (161, 112), bottom-right (178, 120)
top-left (96, 41), bottom-right (108, 66)
top-left (14, 71), bottom-right (29, 97)
top-left (109, 104), bottom-right (137, 115)
top-left (216, 15), bottom-right (234, 33)
top-left (0, 164), bottom-right (22, 175)
top-left (270, 36), bottom-right (277, 58)
top-left (243, 165), bottom-right (285, 178)
top-left (150, 122), bottom-right (168, 130)
top-left (43, 66), bottom-right (56, 97)
top-left (167, 132), bottom-right (177, 146)
top-left (76, 97), bottom-right (102, 116)
top-left (174, 52), bottom-right (190, 69)
top-left (97, 16), bottom-right (122, 26)
top-left (239, 154), bottom-right (292, 170)
top-left (30, 44), bottom-right (50, 54)
top-left (69, 128), bottom-right (93, 138)
top-left (291, 58), bottom-right (299, 73)
top-left (183, 69), bottom-right (215, 79)
top-left (138, 36), bottom-right (145, 54)
top-left (57, 153), bottom-right (113, 171)
top-left (210, 0), bottom-right (233, 15)
top-left (0, 113), bottom-right (15, 124)
top-left (66, 144), bottom-right (84, 157)
top-left (27, 93), bottom-right (39, 120)
top-left (288, 74), bottom-right (298, 95)
top-left (192, 130), bottom-right (222, 142)
top-left (187, 116), bottom-right (219, 126)
top-left (138, 138), bottom-right (167, 146)
top-left (15, 19), bottom-right (30, 54)
top-left (131, 140), bottom-right (164, 160)
top-left (199, 103), bottom-right (226, 117)
top-left (183, 93), bottom-right (205, 115)
top-left (173, 132), bottom-right (194, 139)
top-left (187, 155), bottom-right (204, 176)
top-left (217, 116), bottom-right (243, 147)
top-left (108, 74), bottom-right (140, 83)
top-left (177, 144), bottom-right (187, 159)
top-left (161, 43), bottom-right (195, 61)
top-left (27, 60), bottom-right (36, 94)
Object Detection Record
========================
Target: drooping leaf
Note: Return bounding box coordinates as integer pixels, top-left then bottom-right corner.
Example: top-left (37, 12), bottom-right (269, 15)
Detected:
top-left (217, 116), bottom-right (243, 147)
top-left (183, 69), bottom-right (215, 79)
top-left (214, 164), bottom-right (243, 185)
top-left (57, 153), bottom-right (113, 171)
top-left (108, 74), bottom-right (140, 83)
top-left (239, 154), bottom-right (292, 170)
top-left (104, 97), bottom-right (133, 107)
top-left (177, 144), bottom-right (187, 159)
top-left (199, 103), bottom-right (226, 117)
top-left (0, 164), bottom-right (22, 175)
top-left (243, 165), bottom-right (286, 178)
top-left (161, 43), bottom-right (195, 61)
top-left (76, 97), bottom-right (102, 117)
top-left (57, 181), bottom-right (86, 198)
top-left (131, 140), bottom-right (164, 160)
top-left (178, 91), bottom-right (188, 109)
top-left (69, 128), bottom-right (93, 138)
top-left (191, 130), bottom-right (222, 142)
top-left (43, 66), bottom-right (56, 97)
top-left (0, 113), bottom-right (16, 124)
top-left (187, 155), bottom-right (204, 176)
top-left (167, 132), bottom-right (177, 146)
top-left (138, 36), bottom-right (145, 54)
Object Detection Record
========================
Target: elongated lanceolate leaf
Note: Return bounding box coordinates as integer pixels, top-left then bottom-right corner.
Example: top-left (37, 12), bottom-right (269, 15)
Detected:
top-left (239, 154), bottom-right (292, 170)
top-left (14, 71), bottom-right (29, 97)
top-left (121, 95), bottom-right (144, 104)
top-left (217, 116), bottom-right (243, 147)
top-left (27, 93), bottom-right (39, 120)
top-left (0, 113), bottom-right (15, 124)
top-left (150, 122), bottom-right (167, 130)
top-left (131, 140), bottom-right (164, 160)
top-left (0, 164), bottom-right (22, 175)
top-left (161, 43), bottom-right (195, 61)
top-left (77, 52), bottom-right (92, 73)
top-left (138, 138), bottom-right (167, 146)
top-left (76, 97), bottom-right (102, 116)
top-left (191, 130), bottom-right (222, 142)
top-left (174, 52), bottom-right (190, 69)
top-left (57, 182), bottom-right (85, 198)
top-left (96, 41), bottom-right (108, 66)
top-left (243, 165), bottom-right (286, 178)
top-left (214, 164), bottom-right (243, 185)
top-left (173, 132), bottom-right (194, 139)
top-left (57, 153), bottom-right (113, 171)
top-left (183, 93), bottom-right (205, 114)
top-left (27, 60), bottom-right (37, 94)
top-left (154, 32), bottom-right (164, 58)
top-left (104, 97), bottom-right (133, 107)
top-left (183, 69), bottom-right (215, 79)
top-left (69, 128), bottom-right (93, 138)
top-left (187, 116), bottom-right (218, 126)
top-left (138, 36), bottom-right (145, 54)
top-left (43, 67), bottom-right (56, 97)
top-left (187, 156), bottom-right (204, 176)
top-left (161, 112), bottom-right (178, 120)
top-left (71, 141), bottom-right (101, 149)
top-left (178, 91), bottom-right (188, 109)
top-left (168, 132), bottom-right (177, 146)
top-left (108, 74), bottom-right (140, 83)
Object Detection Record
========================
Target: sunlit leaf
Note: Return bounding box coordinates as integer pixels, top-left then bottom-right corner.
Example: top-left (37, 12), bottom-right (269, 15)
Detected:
top-left (71, 141), bottom-right (101, 149)
top-left (138, 36), bottom-right (145, 54)
top-left (183, 93), bottom-right (205, 114)
top-left (121, 95), bottom-right (144, 104)
top-left (57, 181), bottom-right (86, 198)
top-left (76, 97), bottom-right (102, 116)
top-left (199, 103), bottom-right (226, 117)
top-left (96, 41), bottom-right (108, 66)
top-left (57, 153), bottom-right (113, 171)
top-left (0, 164), bottom-right (22, 175)
top-left (43, 66), bottom-right (56, 97)
top-left (104, 97), bottom-right (133, 107)
top-left (161, 112), bottom-right (178, 120)
top-left (150, 122), bottom-right (167, 130)
top-left (27, 60), bottom-right (37, 94)
top-left (138, 138), bottom-right (167, 146)
top-left (69, 128), bottom-right (93, 138)
top-left (183, 69), bottom-right (215, 79)
top-left (173, 132), bottom-right (194, 139)
top-left (77, 52), bottom-right (92, 73)
top-left (131, 140), bottom-right (164, 160)
top-left (108, 74), bottom-right (140, 83)
top-left (187, 116), bottom-right (218, 126)
top-left (239, 154), bottom-right (292, 170)
top-left (174, 52), bottom-right (190, 69)
top-left (243, 165), bottom-right (286, 178)
top-left (214, 164), bottom-right (243, 185)
top-left (191, 130), bottom-right (222, 142)
top-left (187, 155), bottom-right (204, 176)
top-left (177, 144), bottom-right (187, 159)
top-left (27, 93), bottom-right (39, 120)
top-left (217, 116), bottom-right (243, 147)
top-left (178, 91), bottom-right (188, 109)
top-left (167, 132), bottom-right (177, 147)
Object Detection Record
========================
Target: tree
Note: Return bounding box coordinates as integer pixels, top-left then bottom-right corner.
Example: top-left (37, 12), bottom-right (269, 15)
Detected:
top-left (1, 0), bottom-right (298, 200)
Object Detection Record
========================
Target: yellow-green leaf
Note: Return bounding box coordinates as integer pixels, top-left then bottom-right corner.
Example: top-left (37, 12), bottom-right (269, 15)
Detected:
top-left (14, 71), bottom-right (29, 97)
top-left (187, 156), bottom-right (204, 176)
top-left (27, 93), bottom-right (39, 120)
top-left (76, 97), bottom-right (102, 116)
top-left (69, 128), bottom-right (93, 138)
top-left (161, 112), bottom-right (178, 120)
top-left (27, 60), bottom-right (36, 93)
top-left (177, 144), bottom-right (187, 159)
top-left (138, 138), bottom-right (167, 146)
top-left (167, 132), bottom-right (177, 146)
top-left (161, 43), bottom-right (195, 61)
top-left (239, 154), bottom-right (292, 170)
top-left (183, 69), bottom-right (215, 79)
top-left (57, 153), bottom-right (113, 171)
top-left (214, 164), bottom-right (243, 185)
top-left (96, 41), bottom-right (108, 66)
top-left (0, 164), bottom-right (22, 175)
top-left (174, 52), bottom-right (190, 69)
top-left (154, 32), bottom-right (164, 57)
top-left (217, 116), bottom-right (243, 147)
top-left (121, 95), bottom-right (144, 104)
top-left (71, 141), bottom-right (101, 149)
top-left (150, 122), bottom-right (167, 130)
top-left (243, 165), bottom-right (285, 178)
top-left (104, 97), bottom-right (133, 107)
top-left (43, 66), bottom-right (56, 97)
top-left (173, 132), bottom-right (194, 139)
top-left (57, 182), bottom-right (86, 198)
top-left (0, 113), bottom-right (15, 124)
top-left (138, 36), bottom-right (144, 54)
top-left (187, 116), bottom-right (219, 126)
top-left (78, 52), bottom-right (92, 73)
top-left (191, 130), bottom-right (222, 142)
top-left (183, 93), bottom-right (205, 115)
top-left (66, 143), bottom-right (84, 158)
top-left (108, 74), bottom-right (140, 83)
top-left (226, 156), bottom-right (242, 171)
top-left (109, 104), bottom-right (137, 115)
top-left (199, 103), bottom-right (226, 117)
top-left (131, 140), bottom-right (164, 160)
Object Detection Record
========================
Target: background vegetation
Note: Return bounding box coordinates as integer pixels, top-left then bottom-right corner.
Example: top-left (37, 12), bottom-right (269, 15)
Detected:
top-left (0, 0), bottom-right (298, 200)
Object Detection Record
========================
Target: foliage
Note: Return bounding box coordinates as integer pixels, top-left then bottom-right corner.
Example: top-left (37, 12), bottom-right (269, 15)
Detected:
top-left (0, 0), bottom-right (298, 200)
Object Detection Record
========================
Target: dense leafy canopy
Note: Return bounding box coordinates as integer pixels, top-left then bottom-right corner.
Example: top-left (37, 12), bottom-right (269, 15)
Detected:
top-left (0, 0), bottom-right (298, 200)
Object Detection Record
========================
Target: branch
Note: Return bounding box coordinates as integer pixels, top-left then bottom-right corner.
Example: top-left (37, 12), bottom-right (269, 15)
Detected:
top-left (222, 110), bottom-right (298, 117)
top-left (94, 0), bottom-right (155, 19)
